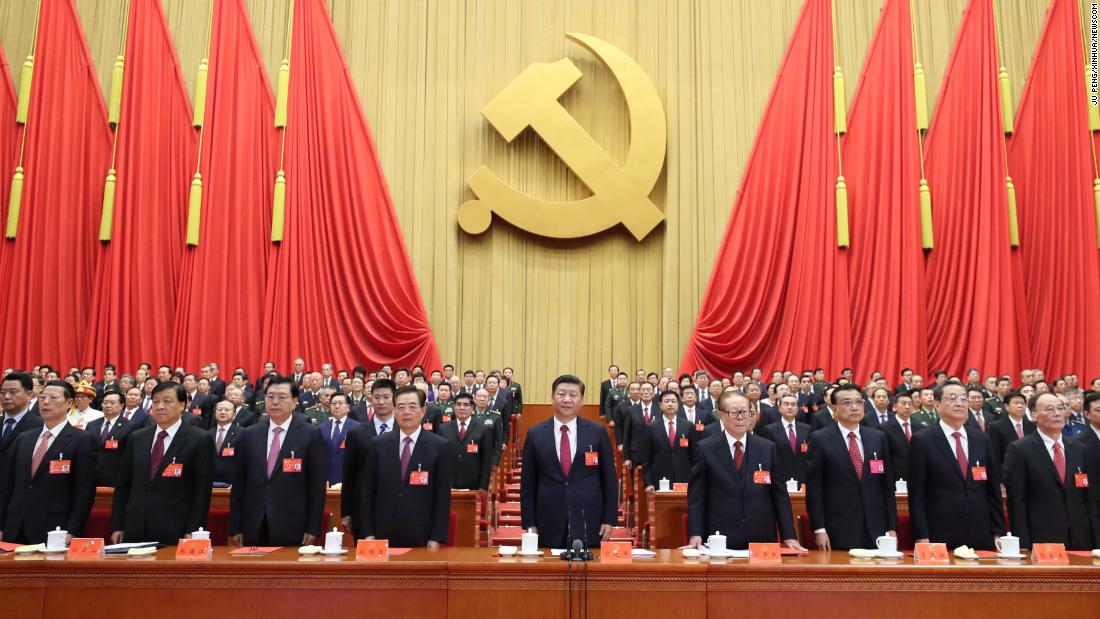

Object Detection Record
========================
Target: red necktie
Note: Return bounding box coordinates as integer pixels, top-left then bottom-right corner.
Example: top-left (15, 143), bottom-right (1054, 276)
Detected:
top-left (952, 431), bottom-right (967, 478)
top-left (559, 426), bottom-right (571, 477)
top-left (30, 431), bottom-right (53, 476)
top-left (150, 430), bottom-right (168, 478)
top-left (668, 420), bottom-right (676, 447)
top-left (266, 427), bottom-right (284, 479)
top-left (1052, 442), bottom-right (1065, 484)
top-left (788, 424), bottom-right (797, 454)
top-left (459, 421), bottom-right (467, 439)
top-left (400, 437), bottom-right (413, 478)
top-left (1014, 422), bottom-right (1023, 439)
top-left (847, 432), bottom-right (862, 480)
top-left (643, 405), bottom-right (651, 424)
top-left (903, 421), bottom-right (911, 442)
top-left (733, 441), bottom-right (743, 470)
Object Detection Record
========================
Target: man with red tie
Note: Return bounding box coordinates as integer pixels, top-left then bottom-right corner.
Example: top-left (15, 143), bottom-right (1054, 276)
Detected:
top-left (806, 384), bottom-right (897, 551)
top-left (988, 391), bottom-right (1035, 470)
top-left (521, 375), bottom-right (617, 549)
top-left (688, 390), bottom-right (802, 550)
top-left (632, 390), bottom-right (694, 489)
top-left (880, 392), bottom-right (928, 482)
top-left (1003, 393), bottom-right (1100, 550)
top-left (762, 393), bottom-right (811, 486)
top-left (908, 381), bottom-right (1004, 550)
top-left (623, 382), bottom-right (658, 469)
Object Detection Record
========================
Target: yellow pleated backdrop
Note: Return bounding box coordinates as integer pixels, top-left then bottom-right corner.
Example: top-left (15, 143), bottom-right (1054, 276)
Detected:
top-left (0, 0), bottom-right (1050, 401)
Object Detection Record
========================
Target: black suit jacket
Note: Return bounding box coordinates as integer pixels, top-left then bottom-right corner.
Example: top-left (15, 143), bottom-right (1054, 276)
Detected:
top-left (360, 430), bottom-right (453, 546)
top-left (805, 426), bottom-right (897, 550)
top-left (599, 379), bottom-right (614, 419)
top-left (85, 415), bottom-right (137, 487)
top-left (687, 433), bottom-right (796, 547)
top-left (622, 402), bottom-right (659, 463)
top-left (796, 391), bottom-right (820, 420)
top-left (0, 423), bottom-right (97, 543)
top-left (122, 407), bottom-right (151, 430)
top-left (965, 409), bottom-right (995, 433)
top-left (341, 421), bottom-right (390, 537)
top-left (611, 399), bottom-right (639, 447)
top-left (755, 403), bottom-right (780, 431)
top-left (810, 408), bottom-right (836, 432)
top-left (439, 418), bottom-right (492, 490)
top-left (520, 418), bottom-right (618, 548)
top-left (210, 422), bottom-right (246, 484)
top-left (862, 409), bottom-right (893, 430)
top-left (209, 378), bottom-right (227, 398)
top-left (632, 416), bottom-right (695, 487)
top-left (111, 422), bottom-right (215, 544)
top-left (229, 417), bottom-right (327, 545)
top-left (319, 417), bottom-right (358, 485)
top-left (1003, 433), bottom-right (1100, 550)
top-left (988, 416), bottom-right (1035, 470)
top-left (762, 420), bottom-right (811, 484)
top-left (908, 424), bottom-right (1005, 549)
top-left (0, 412), bottom-right (44, 481)
top-left (880, 417), bottom-right (928, 482)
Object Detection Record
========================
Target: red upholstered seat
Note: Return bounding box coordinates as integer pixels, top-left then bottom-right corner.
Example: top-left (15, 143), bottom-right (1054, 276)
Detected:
top-left (444, 511), bottom-right (458, 547)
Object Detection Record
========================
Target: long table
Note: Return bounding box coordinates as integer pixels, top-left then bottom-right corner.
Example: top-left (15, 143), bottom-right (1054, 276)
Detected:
top-left (1, 548), bottom-right (1096, 619)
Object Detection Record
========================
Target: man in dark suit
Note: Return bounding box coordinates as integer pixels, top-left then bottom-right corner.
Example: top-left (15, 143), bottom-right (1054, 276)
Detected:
top-left (810, 386), bottom-right (838, 431)
top-left (965, 387), bottom-right (995, 433)
top-left (622, 382), bottom-right (659, 468)
top-left (610, 381), bottom-right (641, 449)
top-left (424, 382), bottom-right (455, 429)
top-left (229, 377), bottom-right (326, 547)
top-left (762, 393), bottom-right (811, 486)
top-left (988, 390), bottom-right (1035, 469)
top-left (121, 387), bottom-right (151, 429)
top-left (360, 385), bottom-right (453, 547)
top-left (110, 382), bottom-right (214, 544)
top-left (795, 376), bottom-right (820, 421)
top-left (1004, 393), bottom-right (1100, 550)
top-left (746, 382), bottom-right (778, 430)
top-left (0, 380), bottom-right (96, 544)
top-left (439, 392), bottom-right (492, 491)
top-left (318, 393), bottom-right (359, 486)
top-left (0, 372), bottom-right (45, 481)
top-left (599, 364), bottom-right (619, 421)
top-left (632, 390), bottom-right (695, 488)
top-left (340, 378), bottom-right (396, 538)
top-left (806, 384), bottom-right (897, 551)
top-left (207, 363), bottom-right (227, 398)
top-left (688, 390), bottom-right (803, 550)
top-left (210, 399), bottom-right (246, 485)
top-left (880, 392), bottom-right (928, 483)
top-left (287, 358), bottom-right (306, 385)
top-left (521, 375), bottom-right (617, 548)
top-left (909, 381), bottom-right (1005, 550)
top-left (484, 375), bottom-right (513, 437)
top-left (1074, 391), bottom-right (1100, 472)
top-left (862, 387), bottom-right (893, 430)
top-left (86, 390), bottom-right (136, 487)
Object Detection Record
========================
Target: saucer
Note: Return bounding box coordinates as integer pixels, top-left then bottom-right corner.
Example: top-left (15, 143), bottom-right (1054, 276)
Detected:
top-left (517, 549), bottom-right (543, 557)
top-left (701, 548), bottom-right (749, 558)
top-left (997, 552), bottom-right (1026, 560)
top-left (320, 548), bottom-right (348, 556)
top-left (875, 550), bottom-right (904, 559)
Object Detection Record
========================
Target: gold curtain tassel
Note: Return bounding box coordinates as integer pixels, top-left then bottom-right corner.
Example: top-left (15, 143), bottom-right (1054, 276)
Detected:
top-left (919, 178), bottom-right (933, 250)
top-left (1005, 175), bottom-right (1019, 247)
top-left (186, 173), bottom-right (203, 246)
top-left (99, 168), bottom-right (117, 242)
top-left (16, 56), bottom-right (34, 124)
top-left (193, 59), bottom-right (209, 128)
top-left (272, 170), bottom-right (287, 242)
top-left (275, 60), bottom-right (290, 128)
top-left (998, 66), bottom-right (1013, 135)
top-left (914, 62), bottom-right (929, 131)
top-left (833, 66), bottom-right (847, 135)
top-left (6, 167), bottom-right (25, 238)
top-left (108, 55), bottom-right (125, 126)
top-left (835, 175), bottom-right (849, 248)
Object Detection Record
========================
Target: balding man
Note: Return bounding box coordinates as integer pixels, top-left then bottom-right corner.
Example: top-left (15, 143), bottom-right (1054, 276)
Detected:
top-left (1004, 393), bottom-right (1100, 550)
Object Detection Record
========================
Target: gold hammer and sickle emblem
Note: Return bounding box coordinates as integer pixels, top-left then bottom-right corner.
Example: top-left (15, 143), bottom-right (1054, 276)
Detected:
top-left (458, 33), bottom-right (666, 241)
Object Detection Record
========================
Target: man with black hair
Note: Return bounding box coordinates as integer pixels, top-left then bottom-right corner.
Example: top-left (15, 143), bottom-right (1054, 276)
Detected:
top-left (988, 390), bottom-right (1035, 469)
top-left (341, 378), bottom-right (397, 538)
top-left (0, 372), bottom-right (44, 480)
top-left (632, 390), bottom-right (694, 488)
top-left (439, 392), bottom-right (492, 491)
top-left (86, 390), bottom-right (135, 487)
top-left (521, 375), bottom-right (617, 548)
top-left (503, 367), bottom-right (522, 415)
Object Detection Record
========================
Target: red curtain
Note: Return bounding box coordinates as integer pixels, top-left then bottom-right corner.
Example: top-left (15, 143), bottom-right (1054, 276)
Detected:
top-left (171, 0), bottom-right (277, 378)
top-left (0, 0), bottom-right (112, 371)
top-left (0, 44), bottom-right (16, 209)
top-left (1007, 0), bottom-right (1100, 380)
top-left (922, 0), bottom-right (1030, 378)
top-left (843, 0), bottom-right (927, 383)
top-left (260, 0), bottom-right (441, 372)
top-left (680, 0), bottom-right (852, 379)
top-left (82, 0), bottom-right (198, 371)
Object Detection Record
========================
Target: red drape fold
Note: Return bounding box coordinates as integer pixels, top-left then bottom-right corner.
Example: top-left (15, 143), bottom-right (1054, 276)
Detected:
top-left (260, 0), bottom-right (441, 372)
top-left (82, 0), bottom-right (198, 371)
top-left (171, 0), bottom-right (277, 378)
top-left (844, 0), bottom-right (927, 383)
top-left (680, 0), bottom-right (852, 379)
top-left (1006, 0), bottom-right (1100, 380)
top-left (0, 0), bottom-right (112, 371)
top-left (922, 0), bottom-right (1030, 378)
top-left (0, 44), bottom-right (16, 209)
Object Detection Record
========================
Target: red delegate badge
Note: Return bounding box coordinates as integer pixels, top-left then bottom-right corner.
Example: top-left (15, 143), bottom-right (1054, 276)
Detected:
top-left (162, 462), bottom-right (183, 477)
top-left (410, 470), bottom-right (430, 485)
top-left (282, 458), bottom-right (303, 473)
top-left (466, 443), bottom-right (479, 454)
top-left (869, 459), bottom-right (885, 474)
top-left (753, 469), bottom-right (772, 485)
top-left (971, 466), bottom-right (987, 481)
top-left (585, 451), bottom-right (599, 466)
top-left (679, 437), bottom-right (689, 448)
top-left (104, 440), bottom-right (119, 450)
top-left (221, 447), bottom-right (235, 457)
top-left (49, 459), bottom-right (72, 475)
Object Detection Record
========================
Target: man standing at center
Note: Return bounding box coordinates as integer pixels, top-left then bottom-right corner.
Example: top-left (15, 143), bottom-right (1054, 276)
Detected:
top-left (521, 375), bottom-right (617, 549)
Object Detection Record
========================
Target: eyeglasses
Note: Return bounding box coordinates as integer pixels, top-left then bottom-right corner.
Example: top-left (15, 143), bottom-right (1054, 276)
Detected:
top-left (720, 409), bottom-right (754, 419)
top-left (38, 393), bottom-right (68, 401)
top-left (265, 394), bottom-right (293, 402)
top-left (1037, 405), bottom-right (1068, 413)
top-left (837, 399), bottom-right (865, 408)
top-left (940, 395), bottom-right (968, 404)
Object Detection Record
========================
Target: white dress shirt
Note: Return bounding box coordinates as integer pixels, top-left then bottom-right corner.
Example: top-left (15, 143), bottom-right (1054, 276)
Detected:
top-left (373, 415), bottom-right (394, 435)
top-left (553, 416), bottom-right (578, 464)
top-left (837, 424), bottom-right (864, 460)
top-left (1037, 430), bottom-right (1065, 463)
top-left (266, 416), bottom-right (292, 455)
top-left (398, 426), bottom-right (422, 461)
top-left (683, 406), bottom-right (697, 424)
top-left (940, 420), bottom-right (969, 460)
top-left (724, 429), bottom-right (747, 455)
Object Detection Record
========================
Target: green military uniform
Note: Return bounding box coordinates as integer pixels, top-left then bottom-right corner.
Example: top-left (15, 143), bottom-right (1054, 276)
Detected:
top-left (964, 382), bottom-right (989, 397)
top-left (812, 380), bottom-right (829, 397)
top-left (474, 409), bottom-right (504, 466)
top-left (985, 395), bottom-right (1005, 419)
top-left (603, 387), bottom-right (626, 421)
top-left (911, 407), bottom-right (939, 427)
top-left (507, 381), bottom-right (523, 414)
top-left (303, 405), bottom-right (330, 425)
top-left (425, 399), bottom-right (455, 432)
